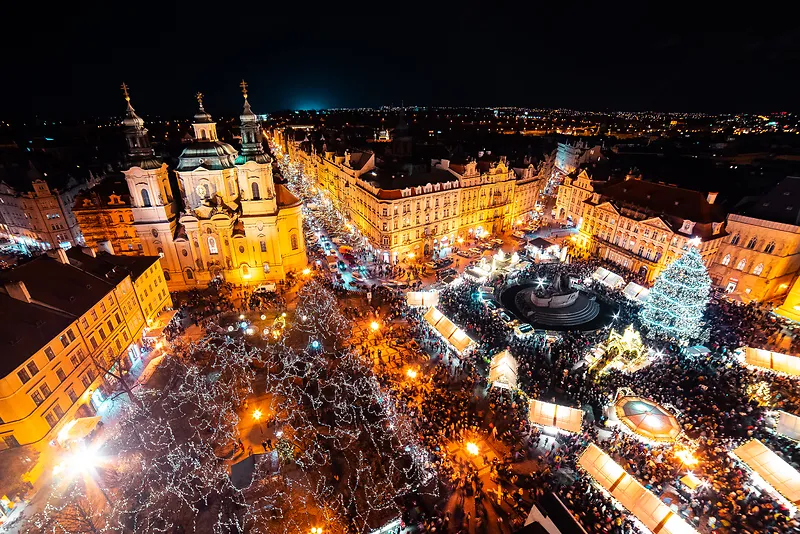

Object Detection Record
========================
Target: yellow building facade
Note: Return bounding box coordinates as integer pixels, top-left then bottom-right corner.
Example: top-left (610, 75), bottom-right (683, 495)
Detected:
top-left (282, 132), bottom-right (541, 263)
top-left (0, 248), bottom-right (170, 448)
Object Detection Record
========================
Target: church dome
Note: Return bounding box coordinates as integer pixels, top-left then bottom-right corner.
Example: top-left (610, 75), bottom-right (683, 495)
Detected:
top-left (177, 140), bottom-right (238, 171)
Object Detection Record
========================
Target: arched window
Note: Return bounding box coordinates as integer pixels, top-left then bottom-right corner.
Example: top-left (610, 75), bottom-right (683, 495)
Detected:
top-left (721, 253), bottom-right (731, 266)
top-left (736, 258), bottom-right (747, 271)
top-left (746, 236), bottom-right (757, 249)
top-left (251, 182), bottom-right (260, 200)
top-left (163, 271), bottom-right (171, 281)
top-left (118, 214), bottom-right (124, 223)
top-left (291, 234), bottom-right (299, 251)
top-left (200, 130), bottom-right (207, 140)
top-left (157, 247), bottom-right (164, 258)
top-left (753, 263), bottom-right (764, 276)
top-left (141, 189), bottom-right (151, 207)
top-left (730, 233), bottom-right (740, 245)
top-left (765, 241), bottom-right (776, 254)
top-left (185, 268), bottom-right (194, 280)
top-left (208, 236), bottom-right (218, 255)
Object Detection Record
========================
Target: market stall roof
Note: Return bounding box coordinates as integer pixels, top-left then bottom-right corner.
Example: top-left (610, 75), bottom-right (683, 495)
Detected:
top-left (144, 309), bottom-right (179, 339)
top-left (683, 345), bottom-right (710, 358)
top-left (739, 346), bottom-right (800, 376)
top-left (529, 238), bottom-right (557, 250)
top-left (138, 355), bottom-right (165, 385)
top-left (489, 350), bottom-right (518, 389)
top-left (777, 411), bottom-right (800, 442)
top-left (578, 444), bottom-right (697, 534)
top-left (56, 416), bottom-right (102, 446)
top-left (732, 439), bottom-right (800, 506)
top-left (528, 400), bottom-right (583, 433)
top-left (406, 291), bottom-right (439, 308)
top-left (422, 307), bottom-right (475, 354)
top-left (614, 396), bottom-right (681, 442)
top-left (591, 267), bottom-right (625, 289)
top-left (622, 281), bottom-right (650, 302)
top-left (680, 472), bottom-right (703, 491)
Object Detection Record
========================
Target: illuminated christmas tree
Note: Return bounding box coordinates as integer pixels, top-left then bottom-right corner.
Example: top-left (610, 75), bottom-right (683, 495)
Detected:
top-left (639, 245), bottom-right (710, 343)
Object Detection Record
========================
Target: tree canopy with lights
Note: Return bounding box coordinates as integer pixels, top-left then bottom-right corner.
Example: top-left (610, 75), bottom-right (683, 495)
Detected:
top-left (639, 246), bottom-right (710, 343)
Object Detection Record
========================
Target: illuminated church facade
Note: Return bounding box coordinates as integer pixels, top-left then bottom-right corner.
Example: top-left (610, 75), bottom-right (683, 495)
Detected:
top-left (119, 86), bottom-right (306, 288)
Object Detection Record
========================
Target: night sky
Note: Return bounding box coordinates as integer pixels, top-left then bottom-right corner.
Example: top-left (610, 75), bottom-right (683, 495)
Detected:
top-left (2, 1), bottom-right (798, 119)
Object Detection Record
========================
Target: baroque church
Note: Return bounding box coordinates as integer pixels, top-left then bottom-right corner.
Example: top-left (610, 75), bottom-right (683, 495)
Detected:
top-left (119, 85), bottom-right (306, 288)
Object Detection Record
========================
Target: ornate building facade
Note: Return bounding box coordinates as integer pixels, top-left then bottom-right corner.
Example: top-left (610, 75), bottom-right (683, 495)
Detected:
top-left (78, 86), bottom-right (306, 289)
top-left (281, 131), bottom-right (542, 263)
top-left (557, 173), bottom-right (726, 283)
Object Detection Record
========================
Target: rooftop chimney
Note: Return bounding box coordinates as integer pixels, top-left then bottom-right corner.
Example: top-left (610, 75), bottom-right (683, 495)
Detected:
top-left (4, 281), bottom-right (32, 303)
top-left (81, 246), bottom-right (97, 258)
top-left (47, 248), bottom-right (70, 264)
top-left (707, 192), bottom-right (718, 205)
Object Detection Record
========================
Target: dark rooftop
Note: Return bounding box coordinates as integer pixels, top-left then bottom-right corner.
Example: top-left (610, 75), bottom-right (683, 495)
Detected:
top-left (735, 176), bottom-right (800, 226)
top-left (362, 167), bottom-right (456, 191)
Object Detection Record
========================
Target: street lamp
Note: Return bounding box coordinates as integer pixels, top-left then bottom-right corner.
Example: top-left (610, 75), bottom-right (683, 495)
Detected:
top-left (465, 442), bottom-right (479, 456)
top-left (406, 368), bottom-right (418, 379)
top-left (370, 321), bottom-right (380, 331)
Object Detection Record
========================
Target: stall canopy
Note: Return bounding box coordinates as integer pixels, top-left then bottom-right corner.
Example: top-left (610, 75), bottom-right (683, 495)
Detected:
top-left (579, 444), bottom-right (698, 534)
top-left (622, 282), bottom-right (650, 302)
top-left (777, 411), bottom-right (800, 441)
top-left (732, 439), bottom-right (800, 506)
top-left (144, 309), bottom-right (179, 339)
top-left (591, 267), bottom-right (625, 289)
top-left (614, 396), bottom-right (681, 442)
top-left (56, 416), bottom-right (103, 447)
top-left (406, 291), bottom-right (439, 308)
top-left (528, 400), bottom-right (583, 433)
top-left (739, 347), bottom-right (800, 376)
top-left (489, 350), bottom-right (518, 389)
top-left (423, 307), bottom-right (475, 354)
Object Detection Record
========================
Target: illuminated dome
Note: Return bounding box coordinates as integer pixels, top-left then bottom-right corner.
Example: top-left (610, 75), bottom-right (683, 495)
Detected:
top-left (177, 141), bottom-right (238, 170)
top-left (614, 396), bottom-right (681, 442)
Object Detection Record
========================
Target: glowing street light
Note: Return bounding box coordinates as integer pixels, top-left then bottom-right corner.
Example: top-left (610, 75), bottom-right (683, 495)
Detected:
top-left (252, 409), bottom-right (263, 421)
top-left (465, 442), bottom-right (480, 456)
top-left (406, 368), bottom-right (418, 379)
top-left (239, 314), bottom-right (246, 320)
top-left (408, 252), bottom-right (415, 259)
top-left (310, 527), bottom-right (323, 534)
top-left (302, 268), bottom-right (312, 275)
top-left (370, 321), bottom-right (380, 331)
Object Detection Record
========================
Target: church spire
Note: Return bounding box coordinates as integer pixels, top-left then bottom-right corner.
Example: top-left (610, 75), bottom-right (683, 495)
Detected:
top-left (120, 82), bottom-right (160, 169)
top-left (237, 80), bottom-right (269, 164)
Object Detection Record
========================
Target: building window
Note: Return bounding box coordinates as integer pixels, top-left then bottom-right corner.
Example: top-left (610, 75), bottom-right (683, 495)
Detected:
top-left (46, 346), bottom-right (57, 360)
top-left (67, 329), bottom-right (75, 342)
top-left (164, 271), bottom-right (171, 281)
top-left (736, 258), bottom-right (747, 271)
top-left (45, 413), bottom-right (58, 428)
top-left (746, 237), bottom-right (757, 249)
top-left (90, 310), bottom-right (98, 321)
top-left (141, 189), bottom-right (152, 207)
top-left (90, 336), bottom-right (98, 350)
top-left (81, 374), bottom-right (92, 389)
top-left (31, 390), bottom-right (44, 406)
top-left (27, 361), bottom-right (39, 376)
top-left (753, 263), bottom-right (764, 276)
top-left (53, 404), bottom-right (65, 419)
top-left (730, 233), bottom-right (740, 245)
top-left (115, 313), bottom-right (121, 324)
top-left (765, 241), bottom-right (776, 254)
top-left (67, 387), bottom-right (78, 403)
top-left (208, 236), bottom-right (218, 255)
top-left (291, 234), bottom-right (298, 251)
top-left (40, 383), bottom-right (52, 399)
top-left (99, 328), bottom-right (106, 341)
top-left (70, 354), bottom-right (80, 367)
top-left (81, 317), bottom-right (89, 329)
top-left (185, 268), bottom-right (194, 280)
top-left (260, 240), bottom-right (267, 253)
top-left (721, 254), bottom-right (731, 266)
top-left (56, 368), bottom-right (67, 382)
top-left (2, 435), bottom-right (20, 450)
top-left (251, 182), bottom-right (260, 200)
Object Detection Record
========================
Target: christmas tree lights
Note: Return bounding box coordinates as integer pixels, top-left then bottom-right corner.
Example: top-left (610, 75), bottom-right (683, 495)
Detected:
top-left (639, 246), bottom-right (710, 343)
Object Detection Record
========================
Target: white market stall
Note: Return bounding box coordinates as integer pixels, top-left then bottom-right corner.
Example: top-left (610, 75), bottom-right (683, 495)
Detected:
top-left (578, 444), bottom-right (698, 534)
top-left (591, 267), bottom-right (625, 289)
top-left (56, 416), bottom-right (103, 447)
top-left (489, 350), bottom-right (518, 389)
top-left (622, 281), bottom-right (650, 302)
top-left (528, 400), bottom-right (583, 434)
top-left (423, 307), bottom-right (475, 355)
top-left (406, 291), bottom-right (439, 308)
top-left (732, 439), bottom-right (800, 508)
top-left (777, 411), bottom-right (800, 442)
top-left (738, 347), bottom-right (800, 376)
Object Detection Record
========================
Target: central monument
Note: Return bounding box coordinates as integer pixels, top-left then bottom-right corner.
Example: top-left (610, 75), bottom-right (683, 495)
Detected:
top-left (512, 272), bottom-right (600, 328)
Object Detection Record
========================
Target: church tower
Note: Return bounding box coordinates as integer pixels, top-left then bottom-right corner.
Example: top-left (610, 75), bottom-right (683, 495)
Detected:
top-left (119, 84), bottom-right (178, 273)
top-left (235, 80), bottom-right (276, 216)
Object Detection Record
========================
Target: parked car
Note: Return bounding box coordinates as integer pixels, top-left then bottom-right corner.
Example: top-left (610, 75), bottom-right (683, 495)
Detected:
top-left (254, 283), bottom-right (277, 294)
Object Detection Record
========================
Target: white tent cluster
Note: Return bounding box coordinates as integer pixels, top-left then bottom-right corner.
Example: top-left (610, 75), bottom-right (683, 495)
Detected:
top-left (406, 291), bottom-right (439, 308)
top-left (777, 411), bottom-right (800, 442)
top-left (488, 350), bottom-right (518, 390)
top-left (578, 444), bottom-right (697, 534)
top-left (422, 307), bottom-right (476, 354)
top-left (591, 267), bottom-right (625, 289)
top-left (732, 439), bottom-right (800, 509)
top-left (528, 400), bottom-right (583, 434)
top-left (738, 346), bottom-right (800, 376)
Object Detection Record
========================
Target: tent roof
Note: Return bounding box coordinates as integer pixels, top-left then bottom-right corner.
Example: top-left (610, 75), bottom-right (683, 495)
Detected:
top-left (529, 400), bottom-right (583, 434)
top-left (614, 396), bottom-right (681, 442)
top-left (732, 439), bottom-right (800, 505)
top-left (740, 346), bottom-right (800, 376)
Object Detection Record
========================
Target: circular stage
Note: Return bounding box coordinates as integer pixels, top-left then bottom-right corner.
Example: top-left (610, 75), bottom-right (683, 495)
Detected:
top-left (500, 277), bottom-right (616, 331)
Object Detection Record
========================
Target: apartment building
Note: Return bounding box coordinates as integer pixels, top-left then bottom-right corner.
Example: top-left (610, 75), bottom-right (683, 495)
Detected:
top-left (0, 248), bottom-right (170, 448)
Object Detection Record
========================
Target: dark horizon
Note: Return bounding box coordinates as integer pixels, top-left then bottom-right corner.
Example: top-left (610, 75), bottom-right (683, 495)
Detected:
top-left (2, 1), bottom-right (798, 120)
